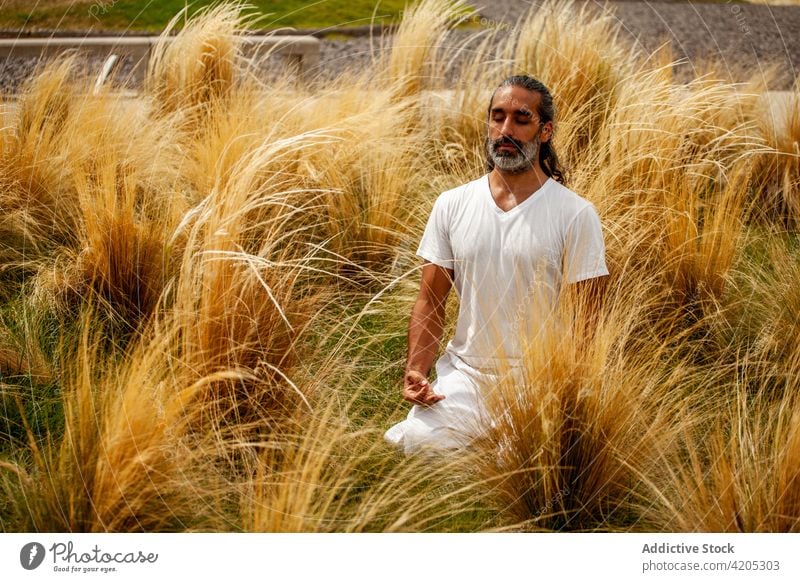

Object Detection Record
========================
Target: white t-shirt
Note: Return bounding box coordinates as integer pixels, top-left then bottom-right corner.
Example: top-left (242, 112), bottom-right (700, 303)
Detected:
top-left (417, 173), bottom-right (608, 370)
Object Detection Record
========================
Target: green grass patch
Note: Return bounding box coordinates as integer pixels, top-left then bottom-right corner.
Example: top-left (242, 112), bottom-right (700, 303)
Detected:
top-left (0, 379), bottom-right (63, 454)
top-left (0, 0), bottom-right (414, 33)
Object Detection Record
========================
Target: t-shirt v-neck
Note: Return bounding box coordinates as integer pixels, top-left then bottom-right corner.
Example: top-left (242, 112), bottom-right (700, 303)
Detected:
top-left (486, 174), bottom-right (553, 217)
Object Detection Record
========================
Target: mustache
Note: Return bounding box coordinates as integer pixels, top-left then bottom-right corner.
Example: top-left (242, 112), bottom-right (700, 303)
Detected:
top-left (491, 136), bottom-right (524, 150)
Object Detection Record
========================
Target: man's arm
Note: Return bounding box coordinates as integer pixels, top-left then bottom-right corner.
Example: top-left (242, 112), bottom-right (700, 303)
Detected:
top-left (403, 261), bottom-right (454, 406)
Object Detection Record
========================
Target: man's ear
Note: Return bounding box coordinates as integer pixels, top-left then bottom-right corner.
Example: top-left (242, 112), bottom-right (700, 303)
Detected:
top-left (540, 120), bottom-right (554, 143)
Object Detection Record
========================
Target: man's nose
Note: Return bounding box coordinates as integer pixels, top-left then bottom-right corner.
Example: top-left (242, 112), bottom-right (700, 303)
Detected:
top-left (500, 117), bottom-right (515, 137)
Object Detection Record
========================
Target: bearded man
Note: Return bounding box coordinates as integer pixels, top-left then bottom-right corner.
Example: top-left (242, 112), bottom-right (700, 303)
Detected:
top-left (384, 75), bottom-right (609, 453)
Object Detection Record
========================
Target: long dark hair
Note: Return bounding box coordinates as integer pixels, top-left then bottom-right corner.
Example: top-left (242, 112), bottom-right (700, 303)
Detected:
top-left (485, 75), bottom-right (567, 185)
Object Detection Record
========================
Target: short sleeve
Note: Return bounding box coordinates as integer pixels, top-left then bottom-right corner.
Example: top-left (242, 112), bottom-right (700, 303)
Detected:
top-left (563, 204), bottom-right (609, 283)
top-left (416, 194), bottom-right (454, 269)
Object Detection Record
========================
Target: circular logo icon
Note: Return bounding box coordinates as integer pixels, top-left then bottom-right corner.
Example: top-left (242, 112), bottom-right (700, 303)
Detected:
top-left (20, 542), bottom-right (46, 570)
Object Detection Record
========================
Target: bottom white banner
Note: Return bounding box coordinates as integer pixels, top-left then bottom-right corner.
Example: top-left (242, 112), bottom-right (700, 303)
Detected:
top-left (2, 533), bottom-right (798, 581)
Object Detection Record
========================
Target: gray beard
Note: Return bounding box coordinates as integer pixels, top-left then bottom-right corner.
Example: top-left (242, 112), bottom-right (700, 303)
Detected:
top-left (486, 135), bottom-right (540, 174)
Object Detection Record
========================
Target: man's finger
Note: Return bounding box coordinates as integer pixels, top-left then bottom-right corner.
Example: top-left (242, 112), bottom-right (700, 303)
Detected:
top-left (404, 385), bottom-right (431, 402)
top-left (406, 378), bottom-right (428, 390)
top-left (405, 380), bottom-right (429, 396)
top-left (405, 384), bottom-right (426, 397)
top-left (418, 391), bottom-right (445, 405)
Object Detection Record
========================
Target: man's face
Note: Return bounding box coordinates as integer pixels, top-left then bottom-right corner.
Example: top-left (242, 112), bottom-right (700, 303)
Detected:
top-left (486, 85), bottom-right (552, 174)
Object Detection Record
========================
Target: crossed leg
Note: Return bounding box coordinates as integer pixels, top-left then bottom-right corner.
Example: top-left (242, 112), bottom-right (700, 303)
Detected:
top-left (384, 353), bottom-right (491, 454)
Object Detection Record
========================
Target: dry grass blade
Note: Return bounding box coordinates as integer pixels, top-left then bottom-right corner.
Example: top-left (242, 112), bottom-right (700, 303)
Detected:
top-left (1, 319), bottom-right (227, 532)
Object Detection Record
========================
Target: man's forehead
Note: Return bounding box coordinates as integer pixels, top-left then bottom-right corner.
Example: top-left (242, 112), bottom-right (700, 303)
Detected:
top-left (490, 86), bottom-right (540, 113)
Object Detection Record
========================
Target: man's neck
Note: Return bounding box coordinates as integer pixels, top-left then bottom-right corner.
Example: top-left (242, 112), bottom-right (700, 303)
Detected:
top-left (488, 166), bottom-right (550, 211)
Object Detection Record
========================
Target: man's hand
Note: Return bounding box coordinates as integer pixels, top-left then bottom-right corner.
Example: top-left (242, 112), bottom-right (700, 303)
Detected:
top-left (403, 369), bottom-right (445, 406)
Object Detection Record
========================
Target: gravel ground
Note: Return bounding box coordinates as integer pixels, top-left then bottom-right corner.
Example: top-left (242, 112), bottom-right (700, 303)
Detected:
top-left (1, 2), bottom-right (799, 93)
top-left (273, 1), bottom-right (800, 89)
top-left (475, 1), bottom-right (800, 88)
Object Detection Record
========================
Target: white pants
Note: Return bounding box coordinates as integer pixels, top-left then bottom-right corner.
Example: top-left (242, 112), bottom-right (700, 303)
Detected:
top-left (384, 352), bottom-right (494, 454)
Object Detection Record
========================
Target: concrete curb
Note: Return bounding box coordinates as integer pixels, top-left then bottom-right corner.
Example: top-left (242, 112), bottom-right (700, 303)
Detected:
top-left (0, 35), bottom-right (321, 83)
top-left (0, 24), bottom-right (398, 40)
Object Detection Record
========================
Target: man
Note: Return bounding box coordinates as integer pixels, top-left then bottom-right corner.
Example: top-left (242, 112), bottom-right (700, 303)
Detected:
top-left (384, 75), bottom-right (609, 454)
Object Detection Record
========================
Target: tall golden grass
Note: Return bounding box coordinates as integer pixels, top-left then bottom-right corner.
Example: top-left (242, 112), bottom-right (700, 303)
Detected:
top-left (1, 320), bottom-right (227, 531)
top-left (1, 0), bottom-right (800, 532)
